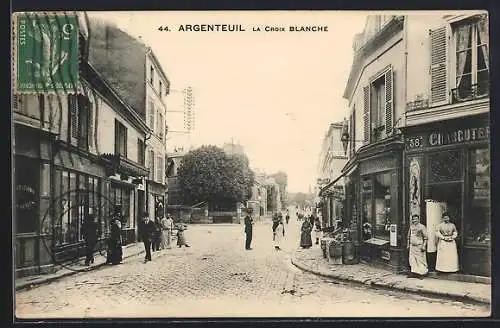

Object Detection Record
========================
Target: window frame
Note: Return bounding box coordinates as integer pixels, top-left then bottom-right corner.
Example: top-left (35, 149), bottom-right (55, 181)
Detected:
top-left (114, 119), bottom-right (128, 158)
top-left (451, 16), bottom-right (489, 92)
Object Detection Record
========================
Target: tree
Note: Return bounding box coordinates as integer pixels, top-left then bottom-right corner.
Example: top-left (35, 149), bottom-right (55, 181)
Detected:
top-left (288, 192), bottom-right (315, 209)
top-left (178, 145), bottom-right (255, 211)
top-left (271, 171), bottom-right (288, 206)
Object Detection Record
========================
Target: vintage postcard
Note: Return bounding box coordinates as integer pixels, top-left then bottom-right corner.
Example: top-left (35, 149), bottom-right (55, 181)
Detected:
top-left (12, 10), bottom-right (491, 319)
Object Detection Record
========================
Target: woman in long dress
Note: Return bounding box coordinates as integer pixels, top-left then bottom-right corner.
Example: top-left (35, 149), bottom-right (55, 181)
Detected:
top-left (407, 214), bottom-right (428, 278)
top-left (164, 214), bottom-right (173, 249)
top-left (313, 217), bottom-right (322, 245)
top-left (176, 224), bottom-right (190, 247)
top-left (274, 219), bottom-right (285, 250)
top-left (435, 212), bottom-right (459, 273)
top-left (106, 218), bottom-right (123, 265)
top-left (300, 217), bottom-right (313, 248)
top-left (159, 216), bottom-right (168, 250)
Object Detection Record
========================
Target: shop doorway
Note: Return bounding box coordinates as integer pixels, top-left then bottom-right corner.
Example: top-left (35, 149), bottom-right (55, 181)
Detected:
top-left (425, 182), bottom-right (463, 271)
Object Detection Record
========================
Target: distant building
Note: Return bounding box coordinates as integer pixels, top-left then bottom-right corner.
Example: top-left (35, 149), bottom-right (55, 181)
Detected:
top-left (166, 150), bottom-right (186, 206)
top-left (317, 122), bottom-right (348, 228)
top-left (222, 141), bottom-right (245, 156)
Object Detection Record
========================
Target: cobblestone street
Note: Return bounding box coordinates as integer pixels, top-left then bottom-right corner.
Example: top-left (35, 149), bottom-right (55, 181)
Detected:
top-left (16, 217), bottom-right (490, 318)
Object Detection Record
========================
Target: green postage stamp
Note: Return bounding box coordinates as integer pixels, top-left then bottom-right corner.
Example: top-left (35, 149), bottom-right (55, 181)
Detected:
top-left (13, 12), bottom-right (80, 93)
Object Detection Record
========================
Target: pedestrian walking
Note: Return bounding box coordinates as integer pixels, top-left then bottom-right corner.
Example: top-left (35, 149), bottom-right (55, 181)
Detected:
top-left (300, 217), bottom-right (313, 248)
top-left (160, 214), bottom-right (173, 249)
top-left (176, 223), bottom-right (190, 247)
top-left (274, 218), bottom-right (285, 250)
top-left (139, 211), bottom-right (155, 263)
top-left (435, 212), bottom-right (459, 273)
top-left (83, 207), bottom-right (99, 266)
top-left (285, 209), bottom-right (290, 224)
top-left (244, 208), bottom-right (254, 250)
top-left (152, 217), bottom-right (162, 251)
top-left (313, 217), bottom-right (322, 245)
top-left (106, 207), bottom-right (123, 265)
top-left (407, 214), bottom-right (428, 279)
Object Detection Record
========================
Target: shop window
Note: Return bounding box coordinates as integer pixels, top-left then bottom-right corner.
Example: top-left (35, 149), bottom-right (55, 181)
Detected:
top-left (428, 151), bottom-right (462, 183)
top-left (15, 157), bottom-right (39, 234)
top-left (373, 173), bottom-right (391, 240)
top-left (466, 147), bottom-right (490, 246)
top-left (68, 172), bottom-right (78, 243)
top-left (40, 163), bottom-right (51, 235)
top-left (361, 177), bottom-right (373, 241)
top-left (110, 183), bottom-right (133, 229)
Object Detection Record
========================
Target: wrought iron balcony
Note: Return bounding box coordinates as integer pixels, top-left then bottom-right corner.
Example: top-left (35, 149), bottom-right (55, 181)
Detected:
top-left (451, 81), bottom-right (489, 104)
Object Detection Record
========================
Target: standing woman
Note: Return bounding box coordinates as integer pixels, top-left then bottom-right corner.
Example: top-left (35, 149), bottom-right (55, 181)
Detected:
top-left (159, 215), bottom-right (169, 250)
top-left (300, 216), bottom-right (313, 249)
top-left (164, 214), bottom-right (174, 249)
top-left (83, 208), bottom-right (99, 266)
top-left (176, 223), bottom-right (190, 247)
top-left (435, 212), bottom-right (459, 273)
top-left (106, 207), bottom-right (123, 265)
top-left (152, 217), bottom-right (162, 251)
top-left (274, 218), bottom-right (285, 250)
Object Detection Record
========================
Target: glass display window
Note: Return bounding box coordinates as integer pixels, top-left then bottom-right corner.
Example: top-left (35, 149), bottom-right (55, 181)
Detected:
top-left (466, 147), bottom-right (490, 246)
top-left (373, 172), bottom-right (391, 240)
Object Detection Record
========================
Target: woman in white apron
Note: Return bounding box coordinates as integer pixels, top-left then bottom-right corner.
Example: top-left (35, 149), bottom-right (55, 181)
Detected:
top-left (435, 212), bottom-right (459, 273)
top-left (274, 220), bottom-right (285, 250)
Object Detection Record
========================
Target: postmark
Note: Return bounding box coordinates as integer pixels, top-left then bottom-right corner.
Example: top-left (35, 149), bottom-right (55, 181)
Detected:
top-left (13, 12), bottom-right (80, 94)
top-left (40, 188), bottom-right (120, 273)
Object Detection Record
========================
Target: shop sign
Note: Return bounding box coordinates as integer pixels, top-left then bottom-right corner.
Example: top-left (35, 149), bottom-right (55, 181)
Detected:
top-left (16, 184), bottom-right (37, 210)
top-left (406, 126), bottom-right (490, 150)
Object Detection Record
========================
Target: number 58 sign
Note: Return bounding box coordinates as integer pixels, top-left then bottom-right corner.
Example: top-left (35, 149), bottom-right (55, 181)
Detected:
top-left (406, 136), bottom-right (423, 149)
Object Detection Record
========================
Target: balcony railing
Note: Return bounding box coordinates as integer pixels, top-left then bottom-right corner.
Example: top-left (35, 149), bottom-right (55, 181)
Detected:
top-left (451, 81), bottom-right (489, 104)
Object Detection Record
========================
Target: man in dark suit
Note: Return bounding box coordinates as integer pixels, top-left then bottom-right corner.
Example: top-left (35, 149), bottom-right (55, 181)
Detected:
top-left (139, 211), bottom-right (155, 263)
top-left (244, 208), bottom-right (254, 250)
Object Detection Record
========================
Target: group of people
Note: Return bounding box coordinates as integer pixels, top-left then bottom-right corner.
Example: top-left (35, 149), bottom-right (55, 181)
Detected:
top-left (407, 212), bottom-right (459, 279)
top-left (242, 207), bottom-right (323, 251)
top-left (82, 206), bottom-right (190, 266)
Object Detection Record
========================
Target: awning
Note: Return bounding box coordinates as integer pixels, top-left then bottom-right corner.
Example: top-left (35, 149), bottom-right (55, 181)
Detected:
top-left (318, 172), bottom-right (346, 198)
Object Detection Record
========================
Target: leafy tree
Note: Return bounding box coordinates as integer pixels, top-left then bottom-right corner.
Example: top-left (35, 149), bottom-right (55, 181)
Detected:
top-left (178, 145), bottom-right (255, 211)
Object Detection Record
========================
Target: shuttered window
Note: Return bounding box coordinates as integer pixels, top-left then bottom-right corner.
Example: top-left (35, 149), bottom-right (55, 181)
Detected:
top-left (149, 150), bottom-right (155, 180)
top-left (137, 139), bottom-right (145, 165)
top-left (68, 95), bottom-right (78, 139)
top-left (114, 119), bottom-right (127, 157)
top-left (157, 156), bottom-right (163, 184)
top-left (148, 99), bottom-right (155, 132)
top-left (430, 26), bottom-right (449, 105)
top-left (384, 68), bottom-right (394, 135)
top-left (363, 86), bottom-right (370, 143)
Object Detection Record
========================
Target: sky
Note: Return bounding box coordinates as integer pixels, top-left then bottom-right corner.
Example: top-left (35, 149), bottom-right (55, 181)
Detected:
top-left (88, 11), bottom-right (367, 193)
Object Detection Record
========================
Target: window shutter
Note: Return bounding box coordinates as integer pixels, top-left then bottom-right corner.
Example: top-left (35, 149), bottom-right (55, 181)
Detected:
top-left (430, 26), bottom-right (449, 105)
top-left (363, 85), bottom-right (370, 143)
top-left (69, 95), bottom-right (78, 139)
top-left (114, 119), bottom-right (120, 155)
top-left (149, 100), bottom-right (155, 131)
top-left (385, 68), bottom-right (394, 135)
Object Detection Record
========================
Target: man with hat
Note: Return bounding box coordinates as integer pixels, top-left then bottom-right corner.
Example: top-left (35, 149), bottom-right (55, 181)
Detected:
top-left (244, 207), bottom-right (254, 250)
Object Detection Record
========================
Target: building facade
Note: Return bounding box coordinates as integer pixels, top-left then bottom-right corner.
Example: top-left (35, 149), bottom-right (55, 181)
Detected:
top-left (317, 122), bottom-right (348, 229)
top-left (166, 150), bottom-right (185, 206)
top-left (402, 13), bottom-right (490, 276)
top-left (13, 17), bottom-right (150, 277)
top-left (341, 13), bottom-right (490, 277)
top-left (88, 18), bottom-right (171, 221)
top-left (342, 15), bottom-right (408, 272)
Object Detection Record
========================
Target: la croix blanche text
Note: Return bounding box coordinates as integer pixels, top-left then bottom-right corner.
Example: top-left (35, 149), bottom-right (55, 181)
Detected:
top-left (158, 24), bottom-right (328, 32)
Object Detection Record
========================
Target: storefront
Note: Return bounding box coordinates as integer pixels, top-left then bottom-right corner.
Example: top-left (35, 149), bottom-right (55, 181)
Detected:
top-left (147, 180), bottom-right (167, 220)
top-left (403, 114), bottom-right (490, 277)
top-left (342, 135), bottom-right (406, 272)
top-left (14, 125), bottom-right (54, 277)
top-left (52, 145), bottom-right (106, 263)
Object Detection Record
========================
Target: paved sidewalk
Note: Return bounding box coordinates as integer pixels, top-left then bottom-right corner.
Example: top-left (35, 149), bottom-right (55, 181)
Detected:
top-left (16, 242), bottom-right (149, 291)
top-left (291, 246), bottom-right (491, 305)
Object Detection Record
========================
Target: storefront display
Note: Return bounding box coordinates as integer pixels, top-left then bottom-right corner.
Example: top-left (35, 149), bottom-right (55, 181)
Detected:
top-left (404, 114), bottom-right (490, 276)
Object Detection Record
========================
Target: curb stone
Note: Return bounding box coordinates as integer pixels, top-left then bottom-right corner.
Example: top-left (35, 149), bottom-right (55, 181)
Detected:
top-left (291, 256), bottom-right (490, 306)
top-left (16, 245), bottom-right (145, 292)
